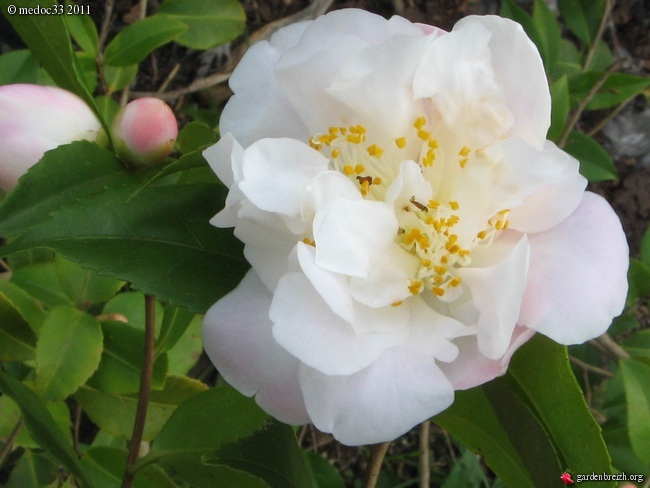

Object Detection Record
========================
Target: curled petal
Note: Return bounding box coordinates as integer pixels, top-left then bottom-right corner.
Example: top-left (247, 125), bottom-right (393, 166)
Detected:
top-left (202, 271), bottom-right (309, 424)
top-left (519, 192), bottom-right (629, 344)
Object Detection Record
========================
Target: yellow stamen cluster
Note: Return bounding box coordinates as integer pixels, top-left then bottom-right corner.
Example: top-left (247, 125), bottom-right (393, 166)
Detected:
top-left (413, 116), bottom-right (440, 167)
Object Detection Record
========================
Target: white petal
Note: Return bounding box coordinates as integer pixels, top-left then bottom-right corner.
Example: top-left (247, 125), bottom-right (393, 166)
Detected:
top-left (299, 345), bottom-right (454, 446)
top-left (458, 232), bottom-right (530, 359)
top-left (239, 138), bottom-right (329, 217)
top-left (313, 198), bottom-right (398, 278)
top-left (202, 271), bottom-right (309, 424)
top-left (270, 272), bottom-right (408, 376)
top-left (459, 16), bottom-right (551, 145)
top-left (301, 171), bottom-right (362, 223)
top-left (519, 192), bottom-right (629, 344)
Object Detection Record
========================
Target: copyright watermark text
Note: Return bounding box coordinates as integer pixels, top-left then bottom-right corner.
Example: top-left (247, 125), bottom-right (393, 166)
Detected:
top-left (6, 4), bottom-right (90, 15)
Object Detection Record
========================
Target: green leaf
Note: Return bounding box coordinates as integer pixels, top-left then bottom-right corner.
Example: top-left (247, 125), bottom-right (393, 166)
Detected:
top-left (624, 330), bottom-right (650, 358)
top-left (0, 396), bottom-right (72, 449)
top-left (0, 50), bottom-right (40, 85)
top-left (104, 63), bottom-right (139, 93)
top-left (139, 386), bottom-right (268, 469)
top-left (0, 141), bottom-right (138, 238)
top-left (442, 448), bottom-right (492, 488)
top-left (204, 420), bottom-right (312, 488)
top-left (627, 259), bottom-right (650, 305)
top-left (2, 183), bottom-right (248, 313)
top-left (166, 314), bottom-right (203, 375)
top-left (569, 72), bottom-right (650, 111)
top-left (64, 12), bottom-right (99, 56)
top-left (158, 0), bottom-right (246, 50)
top-left (82, 447), bottom-right (177, 488)
top-left (0, 291), bottom-right (37, 361)
top-left (586, 41), bottom-right (614, 72)
top-left (103, 291), bottom-right (164, 335)
top-left (436, 335), bottom-right (615, 488)
top-left (0, 0), bottom-right (95, 110)
top-left (34, 307), bottom-right (103, 401)
top-left (642, 226), bottom-right (650, 266)
top-left (137, 149), bottom-right (210, 192)
top-left (302, 451), bottom-right (345, 488)
top-left (557, 0), bottom-right (605, 45)
top-left (620, 359), bottom-right (650, 464)
top-left (500, 0), bottom-right (541, 59)
top-left (76, 51), bottom-right (98, 93)
top-left (10, 262), bottom-right (74, 308)
top-left (564, 131), bottom-right (618, 182)
top-left (95, 95), bottom-right (121, 127)
top-left (549, 76), bottom-right (570, 142)
top-left (555, 39), bottom-right (583, 78)
top-left (4, 450), bottom-right (58, 488)
top-left (532, 0), bottom-right (562, 74)
top-left (0, 371), bottom-right (93, 488)
top-left (75, 375), bottom-right (207, 440)
top-left (87, 320), bottom-right (168, 394)
top-left (55, 255), bottom-right (125, 308)
top-left (178, 121), bottom-right (219, 154)
top-left (0, 279), bottom-right (46, 333)
top-left (103, 15), bottom-right (188, 67)
top-left (156, 305), bottom-right (195, 355)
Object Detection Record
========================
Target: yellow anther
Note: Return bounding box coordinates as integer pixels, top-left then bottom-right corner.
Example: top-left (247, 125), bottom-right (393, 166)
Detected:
top-left (477, 230), bottom-right (487, 239)
top-left (405, 229), bottom-right (421, 244)
top-left (447, 215), bottom-right (460, 226)
top-left (458, 249), bottom-right (470, 257)
top-left (417, 129), bottom-right (431, 141)
top-left (503, 220), bottom-right (510, 230)
top-left (432, 286), bottom-right (445, 297)
top-left (459, 158), bottom-right (468, 168)
top-left (414, 116), bottom-right (426, 129)
top-left (459, 146), bottom-right (471, 157)
top-left (418, 235), bottom-right (430, 248)
top-left (318, 134), bottom-right (333, 145)
top-left (495, 220), bottom-right (505, 231)
top-left (408, 280), bottom-right (423, 295)
top-left (428, 138), bottom-right (439, 149)
top-left (449, 201), bottom-right (460, 210)
top-left (391, 300), bottom-right (403, 307)
top-left (498, 209), bottom-right (510, 215)
top-left (343, 165), bottom-right (354, 175)
top-left (434, 276), bottom-right (444, 284)
top-left (339, 127), bottom-right (347, 134)
top-left (346, 134), bottom-right (364, 144)
top-left (367, 144), bottom-right (384, 157)
top-left (360, 180), bottom-right (370, 196)
top-left (354, 164), bottom-right (365, 175)
top-left (328, 127), bottom-right (339, 136)
top-left (395, 137), bottom-right (406, 148)
top-left (440, 256), bottom-right (449, 264)
top-left (302, 238), bottom-right (315, 247)
top-left (427, 200), bottom-right (440, 209)
top-left (447, 234), bottom-right (458, 245)
top-left (434, 266), bottom-right (447, 275)
top-left (447, 244), bottom-right (460, 254)
top-left (449, 277), bottom-right (462, 287)
top-left (331, 148), bottom-right (340, 159)
top-left (422, 259), bottom-right (431, 267)
top-left (373, 177), bottom-right (382, 185)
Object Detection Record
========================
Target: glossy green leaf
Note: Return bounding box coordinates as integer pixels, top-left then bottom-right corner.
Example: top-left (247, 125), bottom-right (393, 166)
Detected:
top-left (103, 291), bottom-right (164, 335)
top-left (10, 262), bottom-right (73, 308)
top-left (441, 449), bottom-right (492, 488)
top-left (0, 0), bottom-right (95, 109)
top-left (75, 375), bottom-right (207, 440)
top-left (82, 447), bottom-right (177, 488)
top-left (564, 131), bottom-right (618, 182)
top-left (76, 51), bottom-right (98, 93)
top-left (587, 41), bottom-right (614, 72)
top-left (532, 0), bottom-right (562, 74)
top-left (302, 451), bottom-right (345, 488)
top-left (555, 39), bottom-right (582, 78)
top-left (87, 320), bottom-right (168, 394)
top-left (2, 183), bottom-right (248, 313)
top-left (166, 314), bottom-right (203, 375)
top-left (104, 63), bottom-right (139, 93)
top-left (558, 0), bottom-right (605, 45)
top-left (0, 49), bottom-right (40, 85)
top-left (156, 305), bottom-right (195, 355)
top-left (627, 259), bottom-right (650, 306)
top-left (569, 72), bottom-right (650, 111)
top-left (0, 141), bottom-right (137, 238)
top-left (0, 279), bottom-right (46, 333)
top-left (64, 12), bottom-right (99, 55)
top-left (138, 149), bottom-right (209, 192)
top-left (204, 420), bottom-right (312, 488)
top-left (103, 15), bottom-right (187, 67)
top-left (620, 359), bottom-right (650, 464)
top-left (437, 335), bottom-right (615, 488)
top-left (139, 386), bottom-right (268, 469)
top-left (0, 371), bottom-right (92, 488)
top-left (624, 330), bottom-right (650, 358)
top-left (158, 0), bottom-right (246, 50)
top-left (549, 75), bottom-right (570, 142)
top-left (0, 395), bottom-right (72, 449)
top-left (34, 307), bottom-right (103, 401)
top-left (178, 121), bottom-right (219, 154)
top-left (4, 450), bottom-right (58, 488)
top-left (0, 291), bottom-right (37, 361)
top-left (55, 255), bottom-right (125, 308)
top-left (95, 95), bottom-right (121, 128)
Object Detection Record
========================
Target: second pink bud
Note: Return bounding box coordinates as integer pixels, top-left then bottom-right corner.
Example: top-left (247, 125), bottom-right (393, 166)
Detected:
top-left (112, 97), bottom-right (178, 169)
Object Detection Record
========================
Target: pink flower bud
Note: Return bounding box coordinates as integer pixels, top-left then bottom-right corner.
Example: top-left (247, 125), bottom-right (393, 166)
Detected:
top-left (0, 84), bottom-right (101, 191)
top-left (112, 97), bottom-right (178, 168)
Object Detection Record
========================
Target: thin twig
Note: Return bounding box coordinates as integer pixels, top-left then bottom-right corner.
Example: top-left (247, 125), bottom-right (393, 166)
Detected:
top-left (122, 295), bottom-right (156, 488)
top-left (97, 0), bottom-right (115, 53)
top-left (0, 420), bottom-right (24, 467)
top-left (419, 421), bottom-right (431, 488)
top-left (130, 72), bottom-right (231, 101)
top-left (138, 0), bottom-right (147, 21)
top-left (569, 355), bottom-right (614, 379)
top-left (596, 333), bottom-right (630, 360)
top-left (582, 0), bottom-right (616, 71)
top-left (157, 63), bottom-right (181, 94)
top-left (588, 93), bottom-right (636, 138)
top-left (363, 442), bottom-right (390, 488)
top-left (73, 403), bottom-right (82, 455)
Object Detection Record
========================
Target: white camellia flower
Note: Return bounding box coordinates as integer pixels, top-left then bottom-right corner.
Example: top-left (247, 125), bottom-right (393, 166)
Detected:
top-left (202, 9), bottom-right (629, 446)
top-left (0, 84), bottom-right (101, 191)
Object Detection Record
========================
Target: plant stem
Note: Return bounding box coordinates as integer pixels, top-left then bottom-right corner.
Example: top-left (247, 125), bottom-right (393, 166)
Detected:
top-left (122, 294), bottom-right (156, 488)
top-left (0, 420), bottom-right (23, 468)
top-left (569, 355), bottom-right (614, 378)
top-left (363, 441), bottom-right (390, 488)
top-left (419, 421), bottom-right (431, 488)
top-left (582, 0), bottom-right (616, 71)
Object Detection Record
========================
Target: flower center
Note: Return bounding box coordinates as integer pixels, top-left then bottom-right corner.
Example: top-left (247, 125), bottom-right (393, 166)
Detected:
top-left (309, 116), bottom-right (511, 302)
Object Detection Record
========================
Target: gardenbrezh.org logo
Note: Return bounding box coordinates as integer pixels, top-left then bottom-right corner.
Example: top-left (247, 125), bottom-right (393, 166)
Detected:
top-left (561, 471), bottom-right (645, 484)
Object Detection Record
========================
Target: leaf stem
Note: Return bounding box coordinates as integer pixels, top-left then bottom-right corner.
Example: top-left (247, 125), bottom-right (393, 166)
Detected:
top-left (419, 421), bottom-right (431, 488)
top-left (0, 419), bottom-right (23, 468)
top-left (122, 294), bottom-right (156, 488)
top-left (363, 441), bottom-right (390, 488)
top-left (582, 0), bottom-right (616, 71)
top-left (569, 355), bottom-right (614, 378)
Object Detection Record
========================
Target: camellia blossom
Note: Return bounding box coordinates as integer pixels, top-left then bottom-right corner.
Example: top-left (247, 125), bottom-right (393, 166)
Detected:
top-left (112, 97), bottom-right (178, 168)
top-left (202, 9), bottom-right (629, 446)
top-left (0, 84), bottom-right (101, 191)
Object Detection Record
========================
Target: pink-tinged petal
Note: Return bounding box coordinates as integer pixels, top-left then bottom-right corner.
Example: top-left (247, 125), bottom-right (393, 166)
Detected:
top-left (270, 272), bottom-right (408, 376)
top-left (0, 84), bottom-right (100, 190)
top-left (202, 270), bottom-right (309, 424)
top-left (519, 192), bottom-right (629, 344)
top-left (440, 326), bottom-right (535, 390)
top-left (457, 16), bottom-right (551, 145)
top-left (458, 232), bottom-right (529, 359)
top-left (239, 138), bottom-right (329, 217)
top-left (313, 198), bottom-right (398, 278)
top-left (221, 41), bottom-right (309, 147)
top-left (299, 344), bottom-right (454, 446)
